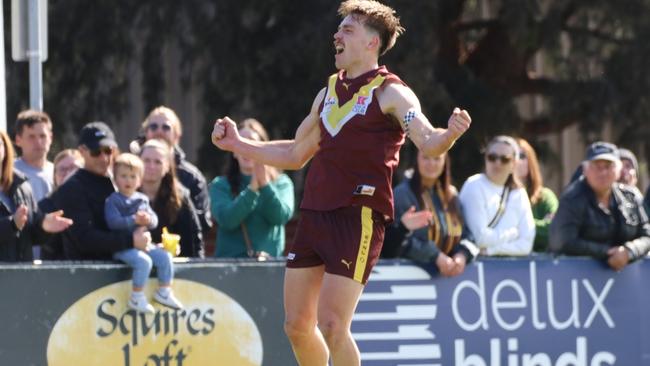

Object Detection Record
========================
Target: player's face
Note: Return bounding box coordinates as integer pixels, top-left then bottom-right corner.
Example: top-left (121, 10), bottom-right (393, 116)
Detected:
top-left (333, 15), bottom-right (375, 70)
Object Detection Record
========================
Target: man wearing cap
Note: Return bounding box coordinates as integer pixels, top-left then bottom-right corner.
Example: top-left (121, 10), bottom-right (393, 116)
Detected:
top-left (50, 122), bottom-right (151, 259)
top-left (550, 141), bottom-right (650, 270)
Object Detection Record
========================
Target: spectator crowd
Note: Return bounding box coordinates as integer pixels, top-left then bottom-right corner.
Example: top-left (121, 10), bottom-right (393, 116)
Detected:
top-left (1, 108), bottom-right (649, 279)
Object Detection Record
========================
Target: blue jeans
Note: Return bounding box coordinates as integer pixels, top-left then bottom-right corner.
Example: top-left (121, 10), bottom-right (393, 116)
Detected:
top-left (113, 247), bottom-right (173, 288)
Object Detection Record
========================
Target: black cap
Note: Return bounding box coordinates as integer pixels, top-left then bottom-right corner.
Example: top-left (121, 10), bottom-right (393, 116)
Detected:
top-left (585, 141), bottom-right (619, 162)
top-left (78, 122), bottom-right (117, 150)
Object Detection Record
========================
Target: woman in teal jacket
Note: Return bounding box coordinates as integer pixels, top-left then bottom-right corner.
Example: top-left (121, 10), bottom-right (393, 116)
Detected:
top-left (209, 119), bottom-right (294, 257)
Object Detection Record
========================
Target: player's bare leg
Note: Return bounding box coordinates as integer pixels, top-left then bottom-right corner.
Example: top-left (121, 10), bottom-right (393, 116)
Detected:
top-left (284, 266), bottom-right (329, 365)
top-left (317, 273), bottom-right (365, 366)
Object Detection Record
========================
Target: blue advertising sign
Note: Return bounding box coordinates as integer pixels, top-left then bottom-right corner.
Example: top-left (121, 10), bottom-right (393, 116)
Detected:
top-left (354, 258), bottom-right (650, 366)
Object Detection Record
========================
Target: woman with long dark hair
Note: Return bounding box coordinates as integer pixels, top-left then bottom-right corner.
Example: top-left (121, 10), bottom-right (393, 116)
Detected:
top-left (0, 131), bottom-right (72, 261)
top-left (383, 150), bottom-right (477, 276)
top-left (139, 139), bottom-right (204, 257)
top-left (459, 135), bottom-right (535, 256)
top-left (209, 118), bottom-right (294, 258)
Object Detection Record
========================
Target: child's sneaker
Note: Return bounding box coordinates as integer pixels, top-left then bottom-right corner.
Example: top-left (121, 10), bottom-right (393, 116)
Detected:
top-left (128, 292), bottom-right (155, 314)
top-left (153, 288), bottom-right (184, 310)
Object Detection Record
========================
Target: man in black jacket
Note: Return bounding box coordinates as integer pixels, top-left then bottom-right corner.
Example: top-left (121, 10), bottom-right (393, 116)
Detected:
top-left (550, 142), bottom-right (650, 270)
top-left (51, 122), bottom-right (150, 260)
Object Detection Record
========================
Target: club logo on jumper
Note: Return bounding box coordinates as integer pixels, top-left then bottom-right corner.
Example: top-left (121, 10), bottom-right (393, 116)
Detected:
top-left (47, 279), bottom-right (263, 366)
top-left (320, 74), bottom-right (385, 137)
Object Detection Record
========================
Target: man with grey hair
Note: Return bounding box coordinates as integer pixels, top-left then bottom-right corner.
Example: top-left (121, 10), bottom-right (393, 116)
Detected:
top-left (550, 141), bottom-right (650, 270)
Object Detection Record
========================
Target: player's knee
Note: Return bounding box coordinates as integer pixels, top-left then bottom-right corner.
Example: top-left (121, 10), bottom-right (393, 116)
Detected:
top-left (284, 317), bottom-right (314, 342)
top-left (317, 317), bottom-right (347, 346)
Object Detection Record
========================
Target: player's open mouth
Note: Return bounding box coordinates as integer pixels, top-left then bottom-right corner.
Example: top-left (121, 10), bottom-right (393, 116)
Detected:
top-left (335, 44), bottom-right (344, 55)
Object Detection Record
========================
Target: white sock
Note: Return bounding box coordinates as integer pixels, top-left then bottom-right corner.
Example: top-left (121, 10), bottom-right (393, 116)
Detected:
top-left (158, 287), bottom-right (171, 297)
top-left (131, 291), bottom-right (146, 299)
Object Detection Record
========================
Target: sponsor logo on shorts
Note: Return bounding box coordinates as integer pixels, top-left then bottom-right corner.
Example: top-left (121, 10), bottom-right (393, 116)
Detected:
top-left (353, 185), bottom-right (376, 196)
top-left (287, 253), bottom-right (296, 260)
top-left (341, 259), bottom-right (352, 270)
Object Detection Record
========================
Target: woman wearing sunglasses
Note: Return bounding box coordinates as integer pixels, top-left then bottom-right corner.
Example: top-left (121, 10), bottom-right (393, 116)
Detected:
top-left (383, 150), bottom-right (478, 276)
top-left (459, 135), bottom-right (535, 256)
top-left (130, 106), bottom-right (213, 241)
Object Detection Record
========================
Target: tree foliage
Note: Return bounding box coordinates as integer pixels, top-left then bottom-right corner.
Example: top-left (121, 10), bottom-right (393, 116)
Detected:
top-left (4, 0), bottom-right (650, 183)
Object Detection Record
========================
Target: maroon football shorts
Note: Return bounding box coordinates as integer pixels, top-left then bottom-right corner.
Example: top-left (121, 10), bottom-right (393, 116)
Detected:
top-left (286, 206), bottom-right (385, 285)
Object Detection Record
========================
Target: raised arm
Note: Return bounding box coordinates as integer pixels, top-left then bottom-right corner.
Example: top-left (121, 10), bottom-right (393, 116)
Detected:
top-left (378, 82), bottom-right (471, 156)
top-left (211, 88), bottom-right (325, 170)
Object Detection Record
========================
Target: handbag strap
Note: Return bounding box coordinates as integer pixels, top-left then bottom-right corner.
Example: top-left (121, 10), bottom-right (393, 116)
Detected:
top-left (487, 184), bottom-right (511, 229)
top-left (241, 223), bottom-right (256, 257)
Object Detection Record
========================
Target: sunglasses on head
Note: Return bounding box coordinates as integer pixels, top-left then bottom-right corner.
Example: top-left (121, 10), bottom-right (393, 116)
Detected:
top-left (147, 123), bottom-right (172, 132)
top-left (486, 153), bottom-right (513, 164)
top-left (90, 146), bottom-right (114, 157)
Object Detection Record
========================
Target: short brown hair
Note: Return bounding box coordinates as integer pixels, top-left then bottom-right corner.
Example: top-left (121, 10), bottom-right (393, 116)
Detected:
top-left (15, 109), bottom-right (52, 136)
top-left (338, 0), bottom-right (404, 56)
top-left (113, 153), bottom-right (144, 177)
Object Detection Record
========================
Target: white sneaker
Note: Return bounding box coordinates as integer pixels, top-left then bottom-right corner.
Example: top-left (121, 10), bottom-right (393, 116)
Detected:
top-left (128, 294), bottom-right (155, 314)
top-left (153, 289), bottom-right (184, 310)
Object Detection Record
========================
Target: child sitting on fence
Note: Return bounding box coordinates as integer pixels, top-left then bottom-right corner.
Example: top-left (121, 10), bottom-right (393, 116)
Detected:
top-left (105, 153), bottom-right (183, 313)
